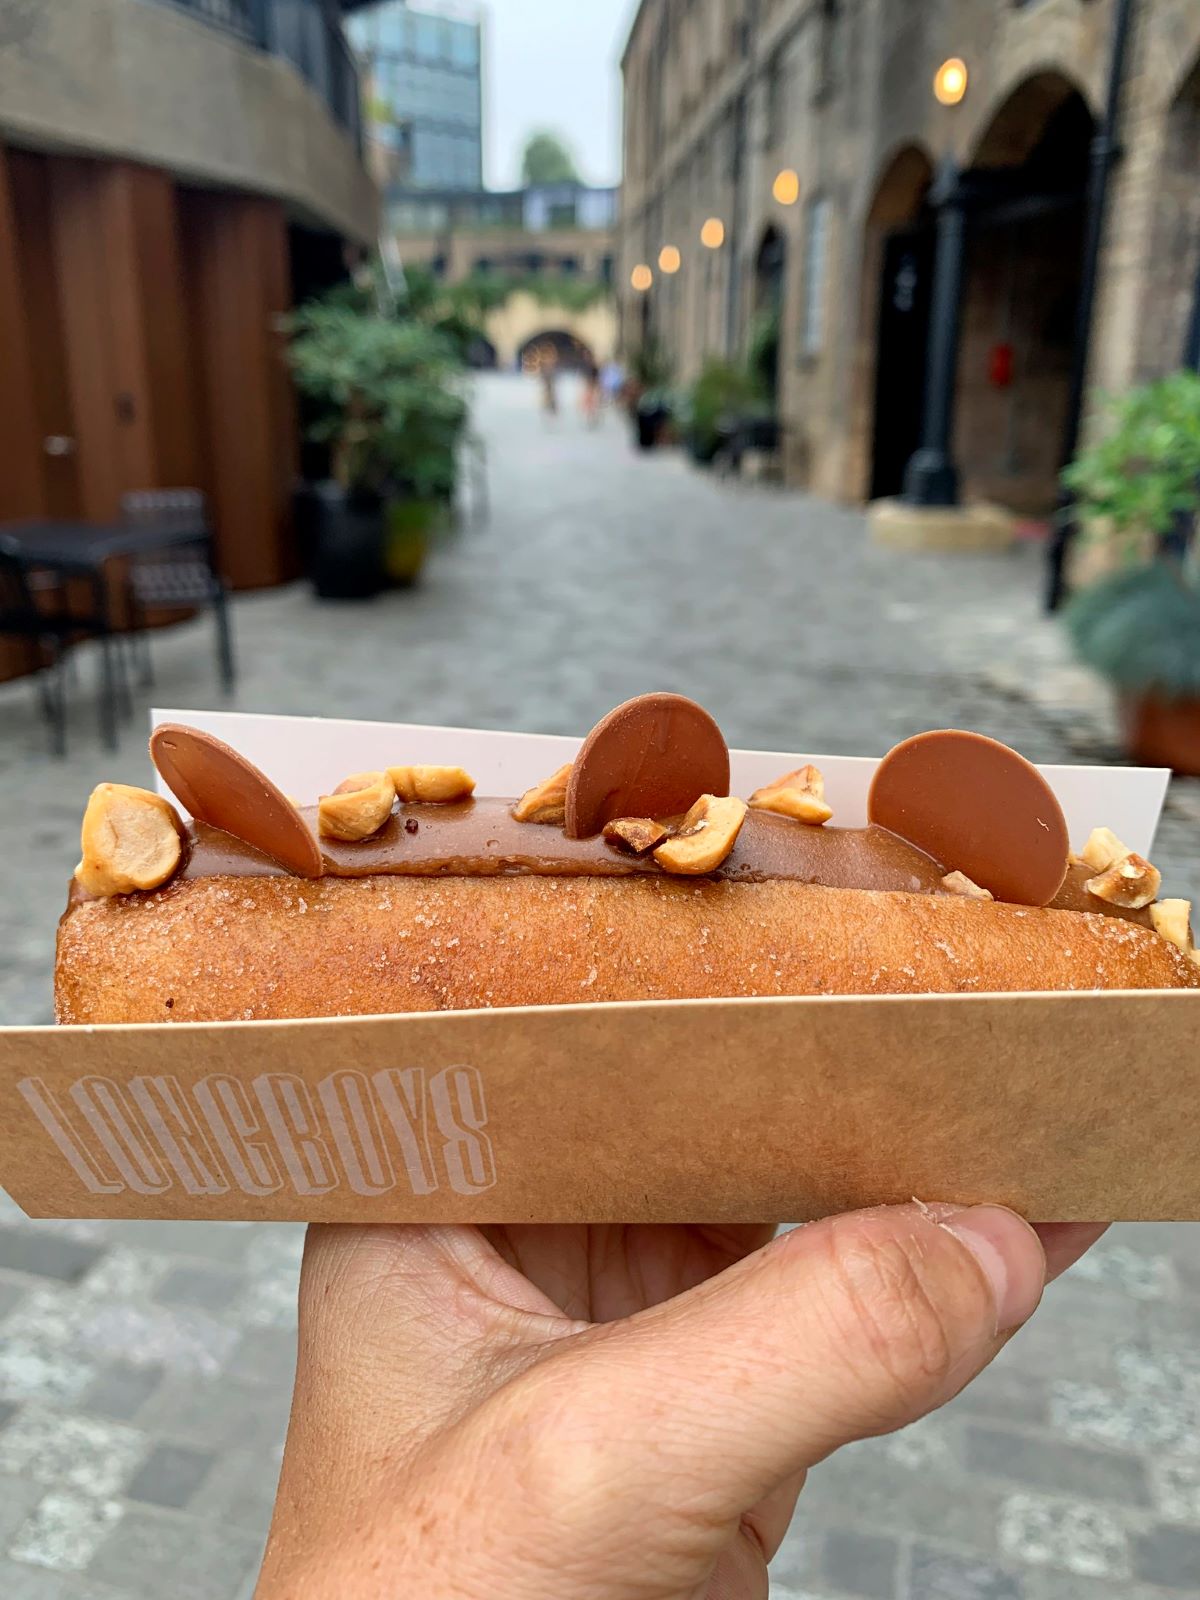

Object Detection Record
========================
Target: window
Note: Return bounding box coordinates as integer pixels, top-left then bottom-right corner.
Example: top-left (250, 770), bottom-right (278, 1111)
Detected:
top-left (765, 48), bottom-right (786, 148)
top-left (801, 196), bottom-right (831, 357)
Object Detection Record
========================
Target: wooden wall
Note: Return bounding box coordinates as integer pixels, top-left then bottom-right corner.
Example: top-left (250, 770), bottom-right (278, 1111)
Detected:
top-left (0, 143), bottom-right (302, 678)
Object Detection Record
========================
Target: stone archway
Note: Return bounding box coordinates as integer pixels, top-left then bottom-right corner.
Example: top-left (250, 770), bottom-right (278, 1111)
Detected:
top-left (516, 329), bottom-right (596, 373)
top-left (1137, 54), bottom-right (1200, 377)
top-left (852, 144), bottom-right (935, 501)
top-left (953, 74), bottom-right (1093, 514)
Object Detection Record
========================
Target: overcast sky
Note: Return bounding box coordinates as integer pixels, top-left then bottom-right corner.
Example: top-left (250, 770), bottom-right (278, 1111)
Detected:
top-left (483, 0), bottom-right (636, 189)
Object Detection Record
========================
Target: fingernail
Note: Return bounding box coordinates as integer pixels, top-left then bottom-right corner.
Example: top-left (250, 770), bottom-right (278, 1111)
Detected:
top-left (938, 1205), bottom-right (1046, 1334)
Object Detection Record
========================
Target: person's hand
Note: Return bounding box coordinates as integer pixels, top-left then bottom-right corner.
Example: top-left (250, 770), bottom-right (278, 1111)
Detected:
top-left (257, 1212), bottom-right (1104, 1600)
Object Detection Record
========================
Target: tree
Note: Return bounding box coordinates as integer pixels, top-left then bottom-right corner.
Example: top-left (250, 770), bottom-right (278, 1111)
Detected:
top-left (520, 130), bottom-right (580, 186)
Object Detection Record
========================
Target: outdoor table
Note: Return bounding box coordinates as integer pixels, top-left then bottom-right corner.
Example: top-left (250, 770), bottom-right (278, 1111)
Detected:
top-left (1, 518), bottom-right (204, 749)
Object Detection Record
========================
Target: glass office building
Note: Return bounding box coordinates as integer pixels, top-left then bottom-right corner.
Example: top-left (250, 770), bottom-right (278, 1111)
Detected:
top-left (347, 1), bottom-right (482, 190)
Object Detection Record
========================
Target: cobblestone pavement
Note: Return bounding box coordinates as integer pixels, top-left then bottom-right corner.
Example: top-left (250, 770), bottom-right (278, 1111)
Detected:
top-left (1, 374), bottom-right (1198, 1598)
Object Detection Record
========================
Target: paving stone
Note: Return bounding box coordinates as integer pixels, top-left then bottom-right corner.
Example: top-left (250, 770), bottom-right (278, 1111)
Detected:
top-left (135, 1373), bottom-right (292, 1455)
top-left (0, 1407), bottom-right (147, 1498)
top-left (1131, 1523), bottom-right (1200, 1589)
top-left (997, 1492), bottom-right (1131, 1580)
top-left (0, 1232), bottom-right (102, 1285)
top-left (155, 1266), bottom-right (242, 1313)
top-left (0, 1473), bottom-right (48, 1544)
top-left (816, 1529), bottom-right (899, 1598)
top-left (125, 1444), bottom-right (216, 1511)
top-left (0, 1561), bottom-right (94, 1600)
top-left (188, 1446), bottom-right (282, 1536)
top-left (965, 1424), bottom-right (1151, 1506)
top-left (797, 1447), bottom-right (1009, 1555)
top-left (0, 1275), bottom-right (28, 1320)
top-left (80, 1365), bottom-right (165, 1424)
top-left (69, 1302), bottom-right (239, 1378)
top-left (905, 1543), bottom-right (1024, 1599)
top-left (88, 1508), bottom-right (262, 1600)
top-left (1152, 1457), bottom-right (1200, 1524)
top-left (7, 1491), bottom-right (124, 1573)
top-left (224, 1326), bottom-right (297, 1387)
top-left (949, 1362), bottom-right (1050, 1427)
top-left (1067, 1242), bottom-right (1178, 1301)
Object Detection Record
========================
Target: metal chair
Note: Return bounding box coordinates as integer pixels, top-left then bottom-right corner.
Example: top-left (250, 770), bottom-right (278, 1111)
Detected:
top-left (119, 490), bottom-right (235, 692)
top-left (0, 537), bottom-right (124, 756)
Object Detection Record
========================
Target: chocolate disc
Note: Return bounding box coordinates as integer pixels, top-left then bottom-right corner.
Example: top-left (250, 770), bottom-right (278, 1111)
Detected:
top-left (150, 724), bottom-right (323, 878)
top-left (565, 693), bottom-right (730, 839)
top-left (867, 729), bottom-right (1069, 906)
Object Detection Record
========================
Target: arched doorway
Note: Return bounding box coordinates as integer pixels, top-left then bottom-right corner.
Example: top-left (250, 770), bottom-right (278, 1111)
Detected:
top-left (861, 145), bottom-right (935, 499)
top-left (752, 226), bottom-right (786, 405)
top-left (1139, 55), bottom-right (1200, 376)
top-left (954, 75), bottom-right (1093, 513)
top-left (517, 329), bottom-right (595, 373)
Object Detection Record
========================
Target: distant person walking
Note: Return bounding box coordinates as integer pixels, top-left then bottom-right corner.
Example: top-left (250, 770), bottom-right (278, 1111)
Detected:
top-left (601, 358), bottom-right (625, 412)
top-left (580, 355), bottom-right (601, 428)
top-left (538, 348), bottom-right (560, 418)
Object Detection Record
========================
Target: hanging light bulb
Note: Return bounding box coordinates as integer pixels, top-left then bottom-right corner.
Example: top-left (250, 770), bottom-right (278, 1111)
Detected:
top-left (658, 245), bottom-right (681, 274)
top-left (933, 58), bottom-right (968, 106)
top-left (772, 168), bottom-right (800, 206)
top-left (700, 217), bottom-right (725, 248)
top-left (630, 263), bottom-right (653, 292)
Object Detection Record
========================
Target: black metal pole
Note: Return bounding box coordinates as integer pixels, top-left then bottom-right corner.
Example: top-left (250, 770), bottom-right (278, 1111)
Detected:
top-left (1184, 242), bottom-right (1200, 372)
top-left (1044, 0), bottom-right (1137, 611)
top-left (902, 155), bottom-right (966, 507)
top-left (725, 91), bottom-right (746, 358)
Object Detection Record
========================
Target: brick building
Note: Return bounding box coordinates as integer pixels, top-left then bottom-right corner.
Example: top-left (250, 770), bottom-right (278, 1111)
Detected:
top-left (619, 0), bottom-right (1200, 518)
top-left (0, 0), bottom-right (376, 591)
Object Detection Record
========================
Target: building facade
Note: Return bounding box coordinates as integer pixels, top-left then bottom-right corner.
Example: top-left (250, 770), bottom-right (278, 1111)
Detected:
top-left (619, 0), bottom-right (1200, 515)
top-left (388, 181), bottom-right (619, 369)
top-left (0, 0), bottom-right (376, 596)
top-left (348, 0), bottom-right (483, 191)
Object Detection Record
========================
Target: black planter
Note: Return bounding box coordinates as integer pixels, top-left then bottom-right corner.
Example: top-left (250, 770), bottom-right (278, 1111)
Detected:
top-left (305, 482), bottom-right (386, 600)
top-left (636, 408), bottom-right (668, 450)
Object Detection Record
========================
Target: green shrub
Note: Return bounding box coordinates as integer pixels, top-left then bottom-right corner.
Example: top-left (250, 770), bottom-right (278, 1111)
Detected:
top-left (287, 302), bottom-right (467, 501)
top-left (1062, 371), bottom-right (1200, 699)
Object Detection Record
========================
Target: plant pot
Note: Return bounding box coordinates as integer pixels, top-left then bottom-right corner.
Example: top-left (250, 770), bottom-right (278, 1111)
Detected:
top-left (307, 482), bottom-right (386, 601)
top-left (635, 409), bottom-right (667, 451)
top-left (1120, 692), bottom-right (1200, 776)
top-left (384, 499), bottom-right (435, 586)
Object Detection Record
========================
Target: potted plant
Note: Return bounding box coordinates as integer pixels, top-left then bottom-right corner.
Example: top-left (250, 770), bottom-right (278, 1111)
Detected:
top-left (1062, 371), bottom-right (1200, 773)
top-left (627, 339), bottom-right (674, 449)
top-left (683, 359), bottom-right (760, 465)
top-left (288, 300), bottom-right (467, 598)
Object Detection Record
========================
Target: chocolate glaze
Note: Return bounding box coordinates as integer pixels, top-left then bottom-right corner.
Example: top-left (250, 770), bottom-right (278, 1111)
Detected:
top-left (177, 800), bottom-right (946, 890)
top-left (71, 795), bottom-right (1144, 931)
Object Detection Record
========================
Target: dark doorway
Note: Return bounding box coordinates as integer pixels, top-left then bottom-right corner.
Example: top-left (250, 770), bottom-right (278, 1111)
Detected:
top-left (752, 226), bottom-right (786, 405)
top-left (956, 77), bottom-right (1092, 513)
top-left (870, 224), bottom-right (935, 498)
top-left (518, 330), bottom-right (595, 372)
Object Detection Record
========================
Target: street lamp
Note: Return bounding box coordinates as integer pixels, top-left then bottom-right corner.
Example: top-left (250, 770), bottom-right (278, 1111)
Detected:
top-left (772, 168), bottom-right (800, 206)
top-left (630, 263), bottom-right (653, 292)
top-left (933, 57), bottom-right (968, 107)
top-left (700, 217), bottom-right (725, 249)
top-left (658, 245), bottom-right (681, 274)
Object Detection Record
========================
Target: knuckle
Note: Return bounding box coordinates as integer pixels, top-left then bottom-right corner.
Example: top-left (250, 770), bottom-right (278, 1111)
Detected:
top-left (821, 1217), bottom-right (964, 1405)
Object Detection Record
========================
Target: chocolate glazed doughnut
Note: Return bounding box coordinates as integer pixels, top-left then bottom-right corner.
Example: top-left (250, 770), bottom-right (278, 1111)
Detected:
top-left (55, 702), bottom-right (1200, 1024)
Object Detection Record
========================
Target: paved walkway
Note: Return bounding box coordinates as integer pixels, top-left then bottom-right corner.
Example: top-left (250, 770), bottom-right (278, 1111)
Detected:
top-left (0, 374), bottom-right (1198, 1598)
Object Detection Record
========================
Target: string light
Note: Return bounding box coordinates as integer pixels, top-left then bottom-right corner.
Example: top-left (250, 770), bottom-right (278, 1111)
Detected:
top-left (630, 263), bottom-right (653, 291)
top-left (700, 217), bottom-right (725, 248)
top-left (658, 245), bottom-right (681, 274)
top-left (772, 168), bottom-right (800, 206)
top-left (933, 58), bottom-right (968, 106)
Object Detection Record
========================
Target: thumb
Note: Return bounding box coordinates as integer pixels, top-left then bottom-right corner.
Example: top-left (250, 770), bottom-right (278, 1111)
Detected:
top-left (520, 1204), bottom-right (1044, 1551)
